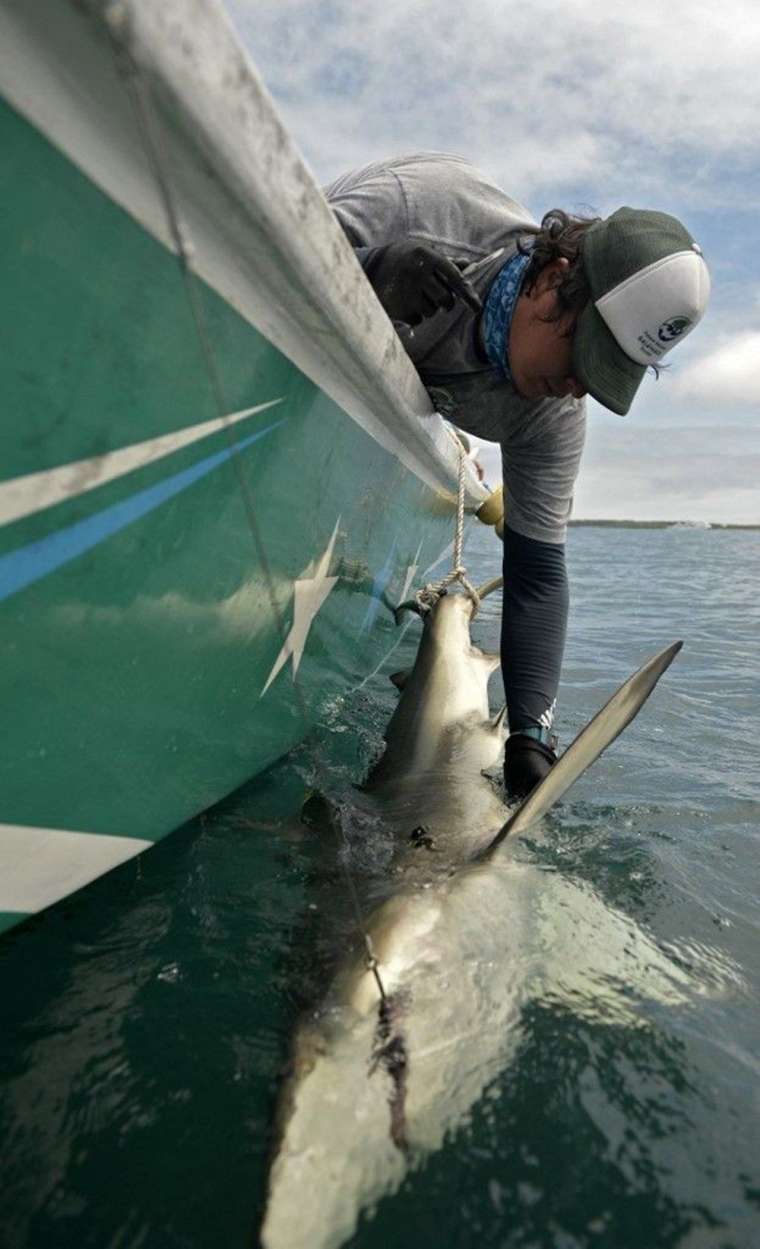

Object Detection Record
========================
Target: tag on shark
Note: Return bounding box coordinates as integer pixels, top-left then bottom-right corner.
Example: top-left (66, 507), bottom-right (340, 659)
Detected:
top-left (481, 640), bottom-right (683, 857)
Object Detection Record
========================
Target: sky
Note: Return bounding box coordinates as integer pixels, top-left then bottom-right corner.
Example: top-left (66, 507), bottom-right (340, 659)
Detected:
top-left (224, 0), bottom-right (759, 522)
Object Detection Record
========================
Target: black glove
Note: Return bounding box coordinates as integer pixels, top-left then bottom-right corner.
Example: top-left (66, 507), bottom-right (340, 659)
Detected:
top-left (363, 241), bottom-right (482, 326)
top-left (503, 734), bottom-right (557, 801)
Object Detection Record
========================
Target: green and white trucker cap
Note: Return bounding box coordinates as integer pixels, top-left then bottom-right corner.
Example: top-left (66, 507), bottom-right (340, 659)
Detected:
top-left (573, 208), bottom-right (710, 415)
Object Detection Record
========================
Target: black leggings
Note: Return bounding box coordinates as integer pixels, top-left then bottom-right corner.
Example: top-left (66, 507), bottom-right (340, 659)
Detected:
top-left (501, 525), bottom-right (568, 733)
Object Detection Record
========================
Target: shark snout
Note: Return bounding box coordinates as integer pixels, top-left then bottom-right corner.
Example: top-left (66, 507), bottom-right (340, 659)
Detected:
top-left (424, 591), bottom-right (477, 642)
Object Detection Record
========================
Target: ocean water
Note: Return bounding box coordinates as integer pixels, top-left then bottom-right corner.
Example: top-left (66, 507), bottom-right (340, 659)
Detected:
top-left (2, 523), bottom-right (759, 1249)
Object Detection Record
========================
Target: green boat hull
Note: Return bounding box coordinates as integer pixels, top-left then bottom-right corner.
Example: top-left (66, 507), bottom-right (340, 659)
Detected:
top-left (0, 0), bottom-right (492, 933)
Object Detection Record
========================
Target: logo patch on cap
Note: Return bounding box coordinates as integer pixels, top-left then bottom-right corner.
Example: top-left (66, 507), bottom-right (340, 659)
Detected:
top-left (595, 249), bottom-right (710, 367)
top-left (658, 316), bottom-right (692, 343)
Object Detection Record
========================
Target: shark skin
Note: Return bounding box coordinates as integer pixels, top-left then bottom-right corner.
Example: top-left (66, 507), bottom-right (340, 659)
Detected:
top-left (260, 594), bottom-right (686, 1249)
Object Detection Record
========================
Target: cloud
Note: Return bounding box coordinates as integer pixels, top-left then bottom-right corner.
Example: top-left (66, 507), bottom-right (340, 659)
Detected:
top-left (673, 332), bottom-right (760, 406)
top-left (221, 0), bottom-right (760, 519)
top-left (572, 422), bottom-right (759, 523)
top-left (225, 0), bottom-right (760, 213)
top-left (473, 423), bottom-right (758, 524)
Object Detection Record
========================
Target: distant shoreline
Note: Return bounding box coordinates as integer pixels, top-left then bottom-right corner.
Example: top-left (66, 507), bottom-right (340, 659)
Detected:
top-left (569, 520), bottom-right (760, 530)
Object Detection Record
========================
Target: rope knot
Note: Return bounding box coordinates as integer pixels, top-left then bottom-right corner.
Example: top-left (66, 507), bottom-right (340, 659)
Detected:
top-left (397, 430), bottom-right (482, 620)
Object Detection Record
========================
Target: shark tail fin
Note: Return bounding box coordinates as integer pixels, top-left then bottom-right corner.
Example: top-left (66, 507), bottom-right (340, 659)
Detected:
top-left (479, 640), bottom-right (683, 859)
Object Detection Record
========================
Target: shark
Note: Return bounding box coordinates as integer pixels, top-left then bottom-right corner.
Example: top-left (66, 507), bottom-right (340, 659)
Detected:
top-left (259, 588), bottom-right (684, 1249)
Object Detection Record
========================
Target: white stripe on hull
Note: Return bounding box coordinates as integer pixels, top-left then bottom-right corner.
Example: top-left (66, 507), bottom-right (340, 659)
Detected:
top-left (0, 0), bottom-right (485, 509)
top-left (0, 400), bottom-right (282, 528)
top-left (0, 823), bottom-right (152, 913)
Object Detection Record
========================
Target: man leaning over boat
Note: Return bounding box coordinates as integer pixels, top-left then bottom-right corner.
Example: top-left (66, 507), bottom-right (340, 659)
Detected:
top-left (324, 154), bottom-right (710, 799)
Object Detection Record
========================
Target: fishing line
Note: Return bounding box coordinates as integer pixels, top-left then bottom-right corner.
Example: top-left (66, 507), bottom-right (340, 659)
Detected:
top-left (109, 27), bottom-right (391, 999)
top-left (109, 39), bottom-right (293, 673)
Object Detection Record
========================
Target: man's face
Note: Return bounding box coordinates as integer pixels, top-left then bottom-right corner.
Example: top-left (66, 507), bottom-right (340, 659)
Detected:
top-left (508, 258), bottom-right (587, 402)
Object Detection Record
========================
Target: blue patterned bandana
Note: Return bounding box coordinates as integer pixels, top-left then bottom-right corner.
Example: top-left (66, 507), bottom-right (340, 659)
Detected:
top-left (482, 249), bottom-right (532, 380)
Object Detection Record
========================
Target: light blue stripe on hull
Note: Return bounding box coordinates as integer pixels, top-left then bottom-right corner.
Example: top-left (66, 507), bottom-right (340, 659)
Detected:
top-left (0, 420), bottom-right (284, 602)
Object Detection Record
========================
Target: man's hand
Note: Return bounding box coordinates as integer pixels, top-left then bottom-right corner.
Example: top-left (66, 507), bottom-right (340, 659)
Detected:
top-left (364, 241), bottom-right (482, 326)
top-left (503, 734), bottom-right (557, 801)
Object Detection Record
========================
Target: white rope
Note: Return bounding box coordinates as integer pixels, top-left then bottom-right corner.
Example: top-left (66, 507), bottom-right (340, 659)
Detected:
top-left (414, 433), bottom-right (480, 615)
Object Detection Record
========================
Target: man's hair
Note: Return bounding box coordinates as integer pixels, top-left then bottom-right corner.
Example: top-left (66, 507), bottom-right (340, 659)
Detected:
top-left (519, 209), bottom-right (601, 329)
top-left (518, 209), bottom-right (666, 377)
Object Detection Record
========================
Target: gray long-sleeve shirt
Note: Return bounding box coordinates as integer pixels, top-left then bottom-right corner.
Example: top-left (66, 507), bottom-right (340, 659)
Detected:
top-left (324, 152), bottom-right (586, 546)
top-left (325, 153), bottom-right (587, 734)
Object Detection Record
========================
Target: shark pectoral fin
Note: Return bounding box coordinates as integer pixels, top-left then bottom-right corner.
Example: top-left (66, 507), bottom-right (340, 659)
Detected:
top-left (393, 600), bottom-right (423, 624)
top-left (480, 640), bottom-right (684, 857)
top-left (389, 669), bottom-right (410, 691)
top-left (472, 648), bottom-right (501, 676)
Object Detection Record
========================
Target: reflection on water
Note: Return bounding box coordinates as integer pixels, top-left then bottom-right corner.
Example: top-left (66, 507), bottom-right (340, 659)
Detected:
top-left (2, 526), bottom-right (760, 1248)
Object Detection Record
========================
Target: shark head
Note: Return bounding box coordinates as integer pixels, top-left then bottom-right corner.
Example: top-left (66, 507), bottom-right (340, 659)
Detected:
top-left (366, 592), bottom-right (505, 796)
